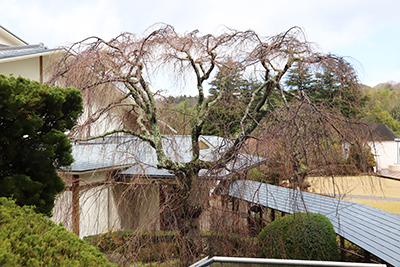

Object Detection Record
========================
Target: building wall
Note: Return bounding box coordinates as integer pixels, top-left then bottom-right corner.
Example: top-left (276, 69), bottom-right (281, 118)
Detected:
top-left (52, 172), bottom-right (163, 238)
top-left (114, 183), bottom-right (160, 231)
top-left (0, 55), bottom-right (52, 82)
top-left (52, 171), bottom-right (121, 238)
top-left (370, 141), bottom-right (399, 170)
top-left (73, 106), bottom-right (123, 139)
top-left (0, 57), bottom-right (41, 80)
top-left (0, 35), bottom-right (13, 45)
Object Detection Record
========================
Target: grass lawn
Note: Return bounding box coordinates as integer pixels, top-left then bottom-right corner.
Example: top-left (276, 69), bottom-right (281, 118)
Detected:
top-left (309, 175), bottom-right (400, 215)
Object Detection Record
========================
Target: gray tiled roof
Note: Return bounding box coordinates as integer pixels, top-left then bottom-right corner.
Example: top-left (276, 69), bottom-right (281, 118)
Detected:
top-left (227, 180), bottom-right (400, 267)
top-left (69, 135), bottom-right (266, 179)
top-left (368, 123), bottom-right (399, 141)
top-left (0, 43), bottom-right (59, 60)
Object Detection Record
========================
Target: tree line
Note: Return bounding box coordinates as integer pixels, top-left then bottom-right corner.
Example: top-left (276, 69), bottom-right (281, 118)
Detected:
top-left (159, 62), bottom-right (400, 137)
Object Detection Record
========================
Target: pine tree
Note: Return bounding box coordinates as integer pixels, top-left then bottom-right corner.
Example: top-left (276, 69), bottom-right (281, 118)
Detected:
top-left (203, 61), bottom-right (259, 137)
top-left (0, 75), bottom-right (83, 216)
top-left (285, 61), bottom-right (367, 119)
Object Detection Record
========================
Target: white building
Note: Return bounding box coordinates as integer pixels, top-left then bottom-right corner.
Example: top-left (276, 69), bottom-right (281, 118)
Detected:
top-left (367, 123), bottom-right (399, 170)
top-left (0, 25), bottom-right (64, 82)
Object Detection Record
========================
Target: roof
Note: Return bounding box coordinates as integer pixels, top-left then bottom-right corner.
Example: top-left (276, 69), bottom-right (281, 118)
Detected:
top-left (68, 135), bottom-right (266, 179)
top-left (227, 180), bottom-right (400, 267)
top-left (367, 123), bottom-right (399, 141)
top-left (0, 43), bottom-right (62, 62)
top-left (0, 25), bottom-right (28, 46)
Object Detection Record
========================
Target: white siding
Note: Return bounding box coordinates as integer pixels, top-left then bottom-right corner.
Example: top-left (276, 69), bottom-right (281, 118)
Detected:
top-left (52, 171), bottom-right (162, 238)
top-left (0, 57), bottom-right (41, 80)
top-left (369, 141), bottom-right (398, 170)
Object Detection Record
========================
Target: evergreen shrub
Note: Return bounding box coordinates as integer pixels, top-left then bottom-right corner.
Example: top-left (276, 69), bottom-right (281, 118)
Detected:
top-left (258, 212), bottom-right (339, 261)
top-left (0, 198), bottom-right (115, 266)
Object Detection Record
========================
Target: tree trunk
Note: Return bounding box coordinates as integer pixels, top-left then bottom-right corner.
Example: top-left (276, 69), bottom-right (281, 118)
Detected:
top-left (179, 169), bottom-right (208, 266)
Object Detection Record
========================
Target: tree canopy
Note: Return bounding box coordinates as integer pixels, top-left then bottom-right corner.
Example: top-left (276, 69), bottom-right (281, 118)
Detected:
top-left (284, 61), bottom-right (368, 119)
top-left (361, 87), bottom-right (400, 135)
top-left (0, 75), bottom-right (82, 216)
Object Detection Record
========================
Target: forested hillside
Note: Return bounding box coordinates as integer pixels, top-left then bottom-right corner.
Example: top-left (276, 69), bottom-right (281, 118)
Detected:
top-left (361, 82), bottom-right (400, 135)
top-left (158, 67), bottom-right (400, 137)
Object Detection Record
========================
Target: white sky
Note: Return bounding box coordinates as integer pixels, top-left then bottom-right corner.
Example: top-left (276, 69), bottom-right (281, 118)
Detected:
top-left (2, 0), bottom-right (400, 92)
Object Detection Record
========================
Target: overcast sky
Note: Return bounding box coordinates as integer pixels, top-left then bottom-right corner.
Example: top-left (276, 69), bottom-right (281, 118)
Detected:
top-left (2, 0), bottom-right (400, 90)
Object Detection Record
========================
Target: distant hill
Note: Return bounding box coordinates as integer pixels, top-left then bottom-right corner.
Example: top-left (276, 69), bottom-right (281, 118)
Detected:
top-left (373, 82), bottom-right (400, 91)
top-left (359, 82), bottom-right (400, 93)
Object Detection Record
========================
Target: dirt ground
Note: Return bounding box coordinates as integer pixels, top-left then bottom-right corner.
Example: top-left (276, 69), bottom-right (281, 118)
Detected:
top-left (309, 175), bottom-right (400, 215)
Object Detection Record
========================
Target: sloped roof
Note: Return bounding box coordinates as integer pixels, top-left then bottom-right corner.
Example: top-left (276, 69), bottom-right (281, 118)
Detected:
top-left (368, 123), bottom-right (399, 141)
top-left (0, 43), bottom-right (62, 62)
top-left (68, 135), bottom-right (266, 179)
top-left (227, 180), bottom-right (400, 267)
top-left (0, 25), bottom-right (28, 46)
top-left (0, 26), bottom-right (64, 63)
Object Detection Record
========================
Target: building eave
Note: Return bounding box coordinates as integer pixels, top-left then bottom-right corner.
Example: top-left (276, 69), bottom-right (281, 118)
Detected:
top-left (62, 164), bottom-right (133, 177)
top-left (0, 48), bottom-right (64, 63)
top-left (0, 25), bottom-right (28, 46)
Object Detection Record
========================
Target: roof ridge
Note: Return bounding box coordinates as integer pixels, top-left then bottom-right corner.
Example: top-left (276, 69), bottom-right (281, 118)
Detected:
top-left (0, 43), bottom-right (46, 51)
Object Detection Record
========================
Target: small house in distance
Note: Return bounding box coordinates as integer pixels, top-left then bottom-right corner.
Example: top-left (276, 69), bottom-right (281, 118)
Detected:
top-left (367, 123), bottom-right (400, 171)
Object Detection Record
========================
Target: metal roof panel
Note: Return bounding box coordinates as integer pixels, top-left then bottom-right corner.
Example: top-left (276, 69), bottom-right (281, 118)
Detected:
top-left (227, 180), bottom-right (400, 267)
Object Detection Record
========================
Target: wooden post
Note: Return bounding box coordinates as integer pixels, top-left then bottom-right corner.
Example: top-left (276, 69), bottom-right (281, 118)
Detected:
top-left (247, 202), bottom-right (252, 227)
top-left (72, 174), bottom-right (80, 237)
top-left (39, 56), bottom-right (43, 83)
top-left (364, 249), bottom-right (370, 263)
top-left (107, 186), bottom-right (112, 229)
top-left (340, 236), bottom-right (346, 261)
top-left (159, 185), bottom-right (165, 231)
top-left (270, 209), bottom-right (275, 222)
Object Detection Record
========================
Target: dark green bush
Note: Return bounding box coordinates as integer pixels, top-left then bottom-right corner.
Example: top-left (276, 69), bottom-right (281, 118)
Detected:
top-left (0, 198), bottom-right (115, 266)
top-left (259, 212), bottom-right (339, 261)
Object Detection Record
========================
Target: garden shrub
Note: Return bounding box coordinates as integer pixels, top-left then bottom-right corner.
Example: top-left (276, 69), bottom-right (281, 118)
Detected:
top-left (85, 230), bottom-right (180, 263)
top-left (0, 197), bottom-right (115, 266)
top-left (259, 212), bottom-right (339, 261)
top-left (348, 143), bottom-right (376, 173)
top-left (85, 229), bottom-right (260, 262)
top-left (84, 230), bottom-right (178, 254)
